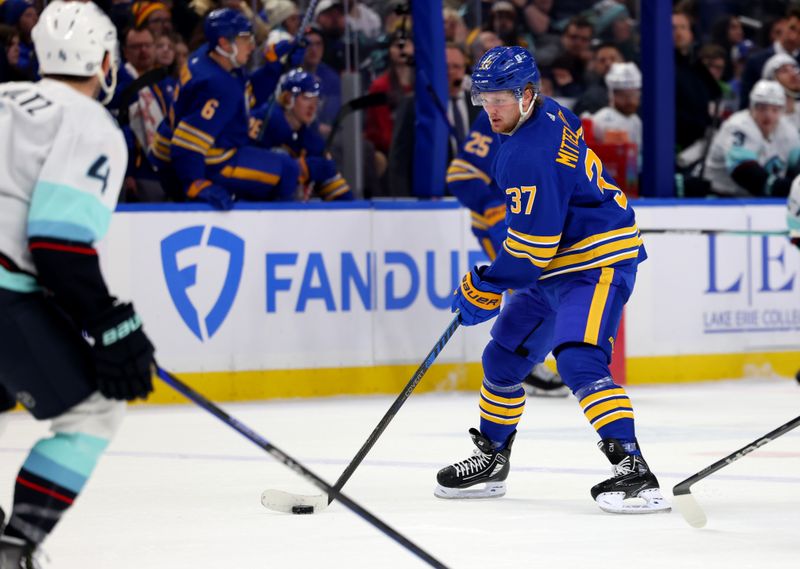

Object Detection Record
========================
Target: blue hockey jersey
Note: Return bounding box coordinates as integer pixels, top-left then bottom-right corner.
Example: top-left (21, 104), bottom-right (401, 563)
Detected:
top-left (446, 112), bottom-right (507, 259)
top-left (482, 97), bottom-right (645, 290)
top-left (151, 51), bottom-right (255, 189)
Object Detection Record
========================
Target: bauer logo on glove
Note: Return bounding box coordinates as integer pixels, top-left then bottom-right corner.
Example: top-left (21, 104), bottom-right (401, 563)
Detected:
top-left (451, 266), bottom-right (505, 326)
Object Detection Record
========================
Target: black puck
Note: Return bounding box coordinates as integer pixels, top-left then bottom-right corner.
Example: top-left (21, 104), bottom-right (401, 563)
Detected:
top-left (795, 369), bottom-right (800, 384)
top-left (292, 505), bottom-right (314, 515)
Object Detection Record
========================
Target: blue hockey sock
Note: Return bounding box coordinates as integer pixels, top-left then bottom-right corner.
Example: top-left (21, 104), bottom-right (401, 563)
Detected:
top-left (478, 379), bottom-right (525, 449)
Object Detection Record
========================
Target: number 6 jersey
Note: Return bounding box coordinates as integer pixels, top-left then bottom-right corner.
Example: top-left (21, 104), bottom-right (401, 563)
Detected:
top-left (481, 97), bottom-right (645, 290)
top-left (0, 79), bottom-right (127, 293)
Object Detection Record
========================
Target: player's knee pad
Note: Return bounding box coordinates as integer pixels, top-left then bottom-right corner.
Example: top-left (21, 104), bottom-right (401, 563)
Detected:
top-left (482, 339), bottom-right (534, 389)
top-left (554, 343), bottom-right (611, 393)
top-left (23, 394), bottom-right (125, 494)
top-left (50, 392), bottom-right (126, 441)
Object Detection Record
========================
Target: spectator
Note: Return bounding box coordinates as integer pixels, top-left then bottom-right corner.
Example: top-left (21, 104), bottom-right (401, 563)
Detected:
top-left (703, 80), bottom-right (800, 197)
top-left (347, 0), bottom-right (382, 41)
top-left (364, 21), bottom-right (413, 156)
top-left (674, 10), bottom-right (721, 152)
top-left (522, 0), bottom-right (561, 63)
top-left (131, 1), bottom-right (173, 38)
top-left (592, 62), bottom-right (641, 146)
top-left (111, 27), bottom-right (174, 202)
top-left (573, 42), bottom-right (623, 116)
top-left (699, 43), bottom-right (737, 119)
top-left (150, 8), bottom-right (300, 207)
top-left (265, 0), bottom-right (300, 44)
top-left (302, 25), bottom-right (341, 135)
top-left (710, 14), bottom-right (746, 82)
top-left (762, 52), bottom-right (800, 129)
top-left (740, 6), bottom-right (800, 109)
top-left (485, 2), bottom-right (531, 52)
top-left (468, 30), bottom-right (503, 67)
top-left (0, 23), bottom-right (31, 83)
top-left (546, 53), bottom-right (586, 105)
top-left (443, 7), bottom-right (468, 45)
top-left (446, 42), bottom-right (479, 155)
top-left (535, 14), bottom-right (593, 69)
top-left (3, 0), bottom-right (37, 78)
top-left (315, 0), bottom-right (346, 72)
top-left (252, 69), bottom-right (352, 201)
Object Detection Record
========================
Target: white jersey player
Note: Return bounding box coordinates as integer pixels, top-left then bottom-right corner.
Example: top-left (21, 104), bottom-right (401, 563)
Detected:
top-left (591, 62), bottom-right (642, 153)
top-left (0, 3), bottom-right (155, 566)
top-left (703, 79), bottom-right (800, 197)
top-left (788, 175), bottom-right (800, 247)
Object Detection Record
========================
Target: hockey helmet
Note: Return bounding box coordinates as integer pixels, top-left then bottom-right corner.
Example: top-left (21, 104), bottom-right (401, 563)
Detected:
top-left (204, 8), bottom-right (253, 48)
top-left (32, 1), bottom-right (119, 103)
top-left (605, 62), bottom-right (642, 91)
top-left (470, 46), bottom-right (540, 105)
top-left (280, 69), bottom-right (321, 98)
top-left (749, 79), bottom-right (786, 108)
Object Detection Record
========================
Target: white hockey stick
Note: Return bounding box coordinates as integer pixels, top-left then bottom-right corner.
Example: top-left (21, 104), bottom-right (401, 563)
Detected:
top-left (672, 414), bottom-right (800, 528)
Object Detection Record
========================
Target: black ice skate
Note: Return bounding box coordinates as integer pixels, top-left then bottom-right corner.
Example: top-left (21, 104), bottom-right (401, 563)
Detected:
top-left (0, 535), bottom-right (42, 569)
top-left (522, 363), bottom-right (570, 398)
top-left (591, 439), bottom-right (670, 514)
top-left (434, 428), bottom-right (515, 499)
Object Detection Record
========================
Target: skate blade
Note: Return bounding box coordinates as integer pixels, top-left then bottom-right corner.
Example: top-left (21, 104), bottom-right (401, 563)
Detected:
top-left (522, 385), bottom-right (570, 398)
top-left (595, 488), bottom-right (672, 514)
top-left (434, 481), bottom-right (506, 499)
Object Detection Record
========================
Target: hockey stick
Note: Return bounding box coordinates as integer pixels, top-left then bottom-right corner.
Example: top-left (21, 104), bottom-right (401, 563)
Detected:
top-left (261, 314), bottom-right (461, 514)
top-left (324, 91), bottom-right (388, 153)
top-left (639, 228), bottom-right (789, 237)
top-left (155, 367), bottom-right (450, 569)
top-left (672, 413), bottom-right (800, 528)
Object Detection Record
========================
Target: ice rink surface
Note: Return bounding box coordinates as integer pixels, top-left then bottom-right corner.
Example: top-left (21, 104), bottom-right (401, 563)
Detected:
top-left (1, 376), bottom-right (798, 569)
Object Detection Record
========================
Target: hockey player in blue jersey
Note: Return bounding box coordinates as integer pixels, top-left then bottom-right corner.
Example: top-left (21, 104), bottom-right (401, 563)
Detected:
top-left (436, 46), bottom-right (669, 514)
top-left (447, 111), bottom-right (569, 398)
top-left (150, 8), bottom-right (300, 208)
top-left (250, 69), bottom-right (351, 201)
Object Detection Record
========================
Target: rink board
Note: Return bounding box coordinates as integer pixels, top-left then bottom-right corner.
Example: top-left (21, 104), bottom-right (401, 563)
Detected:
top-left (100, 200), bottom-right (800, 402)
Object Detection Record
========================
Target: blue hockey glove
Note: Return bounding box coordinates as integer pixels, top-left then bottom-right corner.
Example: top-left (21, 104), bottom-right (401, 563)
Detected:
top-left (270, 39), bottom-right (306, 67)
top-left (452, 265), bottom-right (505, 326)
top-left (87, 303), bottom-right (155, 401)
top-left (192, 182), bottom-right (234, 210)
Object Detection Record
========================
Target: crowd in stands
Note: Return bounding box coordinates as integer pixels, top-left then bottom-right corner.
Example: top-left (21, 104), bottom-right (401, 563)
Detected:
top-left (2, 0), bottom-right (800, 204)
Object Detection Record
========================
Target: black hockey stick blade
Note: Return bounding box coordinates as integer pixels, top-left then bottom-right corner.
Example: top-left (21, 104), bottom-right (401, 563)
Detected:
top-left (324, 92), bottom-right (389, 152)
top-left (156, 367), bottom-right (450, 569)
top-left (672, 413), bottom-right (800, 528)
top-left (261, 313), bottom-right (461, 512)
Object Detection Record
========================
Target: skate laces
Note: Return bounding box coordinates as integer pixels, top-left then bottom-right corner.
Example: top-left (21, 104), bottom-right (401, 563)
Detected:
top-left (612, 455), bottom-right (635, 477)
top-left (453, 449), bottom-right (491, 477)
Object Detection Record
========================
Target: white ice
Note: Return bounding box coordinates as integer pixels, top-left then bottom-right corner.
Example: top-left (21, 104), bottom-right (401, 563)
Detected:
top-left (2, 377), bottom-right (798, 569)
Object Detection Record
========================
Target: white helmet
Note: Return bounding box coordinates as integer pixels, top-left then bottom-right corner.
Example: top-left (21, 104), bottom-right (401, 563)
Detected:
top-left (32, 1), bottom-right (119, 104)
top-left (761, 53), bottom-right (798, 80)
top-left (749, 79), bottom-right (786, 108)
top-left (605, 62), bottom-right (642, 91)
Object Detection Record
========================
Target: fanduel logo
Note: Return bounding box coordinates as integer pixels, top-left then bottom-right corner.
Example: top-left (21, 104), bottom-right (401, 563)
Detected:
top-left (161, 226), bottom-right (245, 341)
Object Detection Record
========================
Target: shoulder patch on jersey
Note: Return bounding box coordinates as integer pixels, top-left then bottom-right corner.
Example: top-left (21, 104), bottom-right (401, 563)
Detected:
top-left (546, 112), bottom-right (556, 122)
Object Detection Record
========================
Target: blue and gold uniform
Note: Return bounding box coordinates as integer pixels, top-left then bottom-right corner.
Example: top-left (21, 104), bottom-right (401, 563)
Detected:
top-left (150, 50), bottom-right (298, 204)
top-left (441, 46), bottom-right (666, 512)
top-left (446, 113), bottom-right (506, 260)
top-left (250, 69), bottom-right (352, 201)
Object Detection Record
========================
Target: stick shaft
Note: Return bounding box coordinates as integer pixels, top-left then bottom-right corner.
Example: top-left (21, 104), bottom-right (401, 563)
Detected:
top-left (156, 367), bottom-right (450, 569)
top-left (640, 228), bottom-right (788, 237)
top-left (329, 315), bottom-right (461, 503)
top-left (673, 414), bottom-right (800, 496)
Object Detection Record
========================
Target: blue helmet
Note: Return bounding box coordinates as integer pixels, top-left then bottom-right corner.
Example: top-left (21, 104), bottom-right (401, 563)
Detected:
top-left (471, 46), bottom-right (540, 102)
top-left (280, 69), bottom-right (321, 98)
top-left (204, 8), bottom-right (252, 48)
